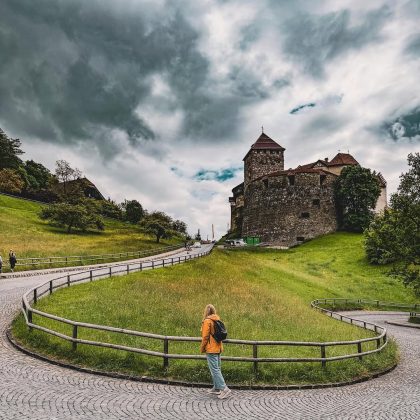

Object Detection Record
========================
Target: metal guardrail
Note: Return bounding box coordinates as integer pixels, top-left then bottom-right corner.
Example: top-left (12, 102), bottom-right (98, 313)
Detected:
top-left (20, 252), bottom-right (415, 374)
top-left (4, 244), bottom-right (183, 270)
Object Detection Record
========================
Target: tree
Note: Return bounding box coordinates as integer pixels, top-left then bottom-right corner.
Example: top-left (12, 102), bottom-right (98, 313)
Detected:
top-left (122, 200), bottom-right (144, 224)
top-left (24, 160), bottom-right (53, 190)
top-left (365, 153), bottom-right (420, 294)
top-left (172, 219), bottom-right (187, 234)
top-left (40, 201), bottom-right (105, 233)
top-left (334, 166), bottom-right (381, 232)
top-left (100, 199), bottom-right (123, 220)
top-left (0, 169), bottom-right (25, 194)
top-left (55, 160), bottom-right (82, 196)
top-left (141, 211), bottom-right (174, 243)
top-left (0, 129), bottom-right (23, 169)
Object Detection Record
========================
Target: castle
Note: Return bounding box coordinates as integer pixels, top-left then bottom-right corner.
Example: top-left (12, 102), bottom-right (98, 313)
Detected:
top-left (229, 132), bottom-right (387, 247)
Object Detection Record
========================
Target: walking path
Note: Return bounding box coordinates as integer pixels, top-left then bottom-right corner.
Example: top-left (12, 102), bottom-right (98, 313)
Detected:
top-left (1, 247), bottom-right (420, 419)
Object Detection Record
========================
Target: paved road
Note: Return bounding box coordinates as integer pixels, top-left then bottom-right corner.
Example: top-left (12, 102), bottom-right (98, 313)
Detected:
top-left (1, 247), bottom-right (420, 419)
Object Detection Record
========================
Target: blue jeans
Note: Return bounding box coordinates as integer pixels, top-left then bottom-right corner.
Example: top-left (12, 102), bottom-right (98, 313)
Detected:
top-left (206, 353), bottom-right (226, 390)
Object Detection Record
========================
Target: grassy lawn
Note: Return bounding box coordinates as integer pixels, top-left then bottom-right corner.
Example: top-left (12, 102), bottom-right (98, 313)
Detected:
top-left (0, 194), bottom-right (180, 269)
top-left (12, 232), bottom-right (415, 385)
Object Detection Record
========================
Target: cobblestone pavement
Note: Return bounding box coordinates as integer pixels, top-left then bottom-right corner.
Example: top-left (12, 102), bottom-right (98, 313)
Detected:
top-left (1, 248), bottom-right (420, 419)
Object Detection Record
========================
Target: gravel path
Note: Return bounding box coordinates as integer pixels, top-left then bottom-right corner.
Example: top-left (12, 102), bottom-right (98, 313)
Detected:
top-left (1, 247), bottom-right (419, 419)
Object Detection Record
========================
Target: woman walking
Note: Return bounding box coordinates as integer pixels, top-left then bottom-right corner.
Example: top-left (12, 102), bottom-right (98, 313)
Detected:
top-left (200, 304), bottom-right (231, 399)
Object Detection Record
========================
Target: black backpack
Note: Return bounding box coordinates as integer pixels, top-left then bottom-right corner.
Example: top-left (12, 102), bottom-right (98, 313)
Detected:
top-left (210, 319), bottom-right (228, 342)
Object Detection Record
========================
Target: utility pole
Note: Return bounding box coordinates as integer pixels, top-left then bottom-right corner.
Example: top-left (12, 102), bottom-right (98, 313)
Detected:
top-left (212, 224), bottom-right (215, 241)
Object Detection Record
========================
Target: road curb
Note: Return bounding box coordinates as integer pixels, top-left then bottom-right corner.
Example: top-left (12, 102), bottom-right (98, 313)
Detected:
top-left (386, 320), bottom-right (420, 329)
top-left (7, 327), bottom-right (397, 391)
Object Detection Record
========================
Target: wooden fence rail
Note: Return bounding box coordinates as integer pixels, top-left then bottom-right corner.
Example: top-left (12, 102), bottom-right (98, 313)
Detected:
top-left (21, 250), bottom-right (418, 374)
top-left (5, 244), bottom-right (183, 270)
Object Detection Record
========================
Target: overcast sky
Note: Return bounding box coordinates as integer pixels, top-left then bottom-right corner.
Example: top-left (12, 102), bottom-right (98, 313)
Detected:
top-left (1, 0), bottom-right (419, 239)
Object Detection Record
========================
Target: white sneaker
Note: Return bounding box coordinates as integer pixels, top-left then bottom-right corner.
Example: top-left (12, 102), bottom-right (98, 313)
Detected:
top-left (207, 388), bottom-right (221, 395)
top-left (218, 387), bottom-right (232, 399)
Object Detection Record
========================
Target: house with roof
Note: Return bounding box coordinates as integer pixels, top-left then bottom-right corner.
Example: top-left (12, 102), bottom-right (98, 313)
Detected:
top-left (229, 132), bottom-right (387, 246)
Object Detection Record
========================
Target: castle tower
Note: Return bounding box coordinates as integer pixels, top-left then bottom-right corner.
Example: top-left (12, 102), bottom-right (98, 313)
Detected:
top-left (243, 132), bottom-right (285, 188)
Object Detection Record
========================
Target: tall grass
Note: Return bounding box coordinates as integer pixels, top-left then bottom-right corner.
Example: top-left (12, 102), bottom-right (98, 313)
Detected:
top-left (12, 233), bottom-right (411, 385)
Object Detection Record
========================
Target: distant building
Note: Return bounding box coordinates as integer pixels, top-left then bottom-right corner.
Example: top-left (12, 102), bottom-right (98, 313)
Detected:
top-left (229, 132), bottom-right (387, 247)
top-left (51, 177), bottom-right (105, 200)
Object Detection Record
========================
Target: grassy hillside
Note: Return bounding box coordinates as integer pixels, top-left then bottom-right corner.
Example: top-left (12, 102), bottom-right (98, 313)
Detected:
top-left (0, 194), bottom-right (179, 265)
top-left (13, 233), bottom-right (416, 385)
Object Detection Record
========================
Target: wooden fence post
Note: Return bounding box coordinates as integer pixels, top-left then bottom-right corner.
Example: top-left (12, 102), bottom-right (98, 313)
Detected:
top-left (376, 338), bottom-right (381, 349)
top-left (127, 265), bottom-right (129, 274)
top-left (67, 275), bottom-right (71, 287)
top-left (72, 325), bottom-right (78, 351)
top-left (152, 260), bottom-right (154, 269)
top-left (321, 345), bottom-right (326, 368)
top-left (33, 289), bottom-right (37, 304)
top-left (253, 344), bottom-right (258, 376)
top-left (49, 281), bottom-right (53, 295)
top-left (357, 342), bottom-right (362, 361)
top-left (109, 267), bottom-right (112, 277)
top-left (28, 310), bottom-right (33, 331)
top-left (163, 338), bottom-right (169, 370)
top-left (90, 270), bottom-right (93, 281)
top-left (140, 262), bottom-right (142, 271)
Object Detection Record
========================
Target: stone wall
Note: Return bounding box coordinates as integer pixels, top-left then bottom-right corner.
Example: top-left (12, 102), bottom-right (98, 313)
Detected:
top-left (242, 172), bottom-right (338, 246)
top-left (244, 150), bottom-right (284, 187)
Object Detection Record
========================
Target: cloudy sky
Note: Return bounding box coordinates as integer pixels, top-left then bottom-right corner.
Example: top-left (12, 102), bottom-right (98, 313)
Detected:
top-left (1, 0), bottom-right (419, 238)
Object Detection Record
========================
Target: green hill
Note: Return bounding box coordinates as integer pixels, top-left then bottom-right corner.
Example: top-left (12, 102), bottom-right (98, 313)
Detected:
top-left (0, 194), bottom-right (179, 266)
top-left (13, 233), bottom-right (416, 385)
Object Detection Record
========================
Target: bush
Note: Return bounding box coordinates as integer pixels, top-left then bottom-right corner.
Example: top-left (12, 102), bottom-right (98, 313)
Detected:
top-left (40, 201), bottom-right (105, 233)
top-left (0, 168), bottom-right (25, 194)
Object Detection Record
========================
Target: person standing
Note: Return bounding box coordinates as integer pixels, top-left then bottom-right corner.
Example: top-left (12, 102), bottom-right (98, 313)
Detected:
top-left (9, 250), bottom-right (17, 272)
top-left (200, 304), bottom-right (231, 399)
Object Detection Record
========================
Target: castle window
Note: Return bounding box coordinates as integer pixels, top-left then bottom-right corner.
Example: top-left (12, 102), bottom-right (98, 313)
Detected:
top-left (288, 175), bottom-right (295, 186)
top-left (320, 175), bottom-right (326, 185)
top-left (263, 179), bottom-right (269, 188)
top-left (301, 212), bottom-right (310, 218)
top-left (312, 199), bottom-right (320, 206)
top-left (296, 236), bottom-right (305, 242)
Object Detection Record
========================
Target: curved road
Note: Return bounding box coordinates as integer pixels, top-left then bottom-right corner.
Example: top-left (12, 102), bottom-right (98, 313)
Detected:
top-left (1, 247), bottom-right (420, 419)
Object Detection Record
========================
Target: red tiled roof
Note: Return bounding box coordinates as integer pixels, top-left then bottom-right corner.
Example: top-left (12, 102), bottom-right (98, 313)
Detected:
top-left (329, 153), bottom-right (359, 166)
top-left (243, 133), bottom-right (285, 160)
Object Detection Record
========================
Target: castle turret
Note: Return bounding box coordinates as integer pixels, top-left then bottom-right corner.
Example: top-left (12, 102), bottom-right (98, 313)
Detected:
top-left (243, 132), bottom-right (285, 188)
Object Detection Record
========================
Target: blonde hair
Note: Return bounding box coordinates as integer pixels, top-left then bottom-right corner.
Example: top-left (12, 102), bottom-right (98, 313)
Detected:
top-left (203, 304), bottom-right (216, 320)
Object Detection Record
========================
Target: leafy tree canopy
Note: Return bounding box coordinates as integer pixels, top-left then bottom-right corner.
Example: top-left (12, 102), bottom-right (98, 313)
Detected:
top-left (334, 165), bottom-right (381, 232)
top-left (0, 129), bottom-right (23, 169)
top-left (365, 153), bottom-right (420, 295)
top-left (0, 169), bottom-right (25, 194)
top-left (40, 200), bottom-right (105, 234)
top-left (122, 199), bottom-right (144, 224)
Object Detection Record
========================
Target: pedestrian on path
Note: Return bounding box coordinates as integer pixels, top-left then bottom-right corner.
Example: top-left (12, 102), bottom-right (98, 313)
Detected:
top-left (200, 304), bottom-right (231, 399)
top-left (9, 250), bottom-right (17, 272)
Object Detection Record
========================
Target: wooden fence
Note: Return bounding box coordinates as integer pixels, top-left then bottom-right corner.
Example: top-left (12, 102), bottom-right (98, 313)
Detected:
top-left (5, 244), bottom-right (183, 270)
top-left (21, 252), bottom-right (419, 374)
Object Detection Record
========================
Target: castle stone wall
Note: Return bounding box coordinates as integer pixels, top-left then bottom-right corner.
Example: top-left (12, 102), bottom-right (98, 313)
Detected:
top-left (242, 172), bottom-right (337, 246)
top-left (244, 150), bottom-right (284, 187)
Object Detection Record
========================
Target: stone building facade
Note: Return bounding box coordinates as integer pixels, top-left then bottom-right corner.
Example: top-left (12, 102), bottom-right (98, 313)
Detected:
top-left (229, 133), bottom-right (387, 247)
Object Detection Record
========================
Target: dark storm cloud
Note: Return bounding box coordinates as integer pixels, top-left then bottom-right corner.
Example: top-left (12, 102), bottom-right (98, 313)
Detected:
top-left (0, 0), bottom-right (276, 156)
top-left (282, 6), bottom-right (391, 78)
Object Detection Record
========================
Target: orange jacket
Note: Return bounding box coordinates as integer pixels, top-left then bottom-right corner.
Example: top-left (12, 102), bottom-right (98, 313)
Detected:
top-left (200, 314), bottom-right (223, 353)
